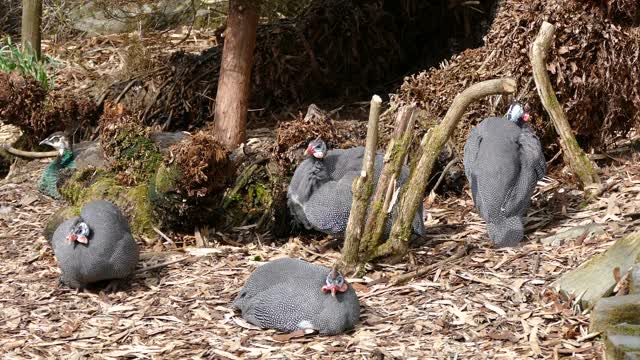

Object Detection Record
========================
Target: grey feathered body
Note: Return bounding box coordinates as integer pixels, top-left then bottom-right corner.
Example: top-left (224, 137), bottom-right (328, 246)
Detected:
top-left (287, 147), bottom-right (425, 238)
top-left (232, 258), bottom-right (360, 335)
top-left (50, 200), bottom-right (139, 289)
top-left (463, 117), bottom-right (546, 247)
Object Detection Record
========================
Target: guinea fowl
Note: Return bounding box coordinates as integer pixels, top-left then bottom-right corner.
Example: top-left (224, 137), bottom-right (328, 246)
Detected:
top-left (287, 138), bottom-right (425, 239)
top-left (232, 258), bottom-right (360, 335)
top-left (463, 101), bottom-right (546, 247)
top-left (38, 131), bottom-right (189, 199)
top-left (50, 199), bottom-right (139, 290)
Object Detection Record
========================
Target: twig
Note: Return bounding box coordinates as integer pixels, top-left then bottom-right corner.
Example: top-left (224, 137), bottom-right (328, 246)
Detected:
top-left (114, 79), bottom-right (139, 103)
top-left (387, 244), bottom-right (472, 286)
top-left (430, 157), bottom-right (458, 196)
top-left (152, 226), bottom-right (176, 247)
top-left (2, 144), bottom-right (58, 158)
top-left (135, 256), bottom-right (197, 274)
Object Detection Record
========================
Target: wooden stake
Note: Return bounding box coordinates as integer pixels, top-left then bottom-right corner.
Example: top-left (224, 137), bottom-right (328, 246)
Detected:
top-left (338, 95), bottom-right (382, 272)
top-left (359, 105), bottom-right (417, 257)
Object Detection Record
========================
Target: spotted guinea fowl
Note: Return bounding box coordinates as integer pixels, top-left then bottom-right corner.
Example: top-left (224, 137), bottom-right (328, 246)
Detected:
top-left (463, 101), bottom-right (546, 247)
top-left (38, 131), bottom-right (189, 199)
top-left (50, 199), bottom-right (139, 290)
top-left (287, 138), bottom-right (424, 239)
top-left (232, 258), bottom-right (360, 335)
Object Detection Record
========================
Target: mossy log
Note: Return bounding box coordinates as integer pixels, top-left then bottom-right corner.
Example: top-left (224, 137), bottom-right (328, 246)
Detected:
top-left (552, 232), bottom-right (640, 309)
top-left (605, 323), bottom-right (640, 360)
top-left (530, 21), bottom-right (600, 191)
top-left (373, 78), bottom-right (517, 260)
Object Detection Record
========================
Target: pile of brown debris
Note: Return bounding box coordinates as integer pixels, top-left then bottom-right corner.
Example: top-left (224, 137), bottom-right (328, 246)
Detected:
top-left (390, 0), bottom-right (640, 156)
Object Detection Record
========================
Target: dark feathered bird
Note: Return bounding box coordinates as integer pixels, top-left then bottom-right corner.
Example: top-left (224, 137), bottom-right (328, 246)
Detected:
top-left (50, 199), bottom-right (139, 289)
top-left (463, 102), bottom-right (546, 247)
top-left (232, 258), bottom-right (360, 335)
top-left (38, 131), bottom-right (189, 199)
top-left (287, 138), bottom-right (425, 239)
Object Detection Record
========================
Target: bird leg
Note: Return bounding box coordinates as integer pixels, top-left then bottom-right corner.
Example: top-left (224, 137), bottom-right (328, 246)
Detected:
top-left (103, 278), bottom-right (126, 293)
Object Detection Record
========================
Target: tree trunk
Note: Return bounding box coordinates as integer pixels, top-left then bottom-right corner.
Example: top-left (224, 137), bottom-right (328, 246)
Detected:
top-left (21, 0), bottom-right (42, 60)
top-left (529, 21), bottom-right (600, 191)
top-left (213, 0), bottom-right (259, 149)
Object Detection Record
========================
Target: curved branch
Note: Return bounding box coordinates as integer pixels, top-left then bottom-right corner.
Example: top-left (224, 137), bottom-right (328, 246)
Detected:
top-left (529, 21), bottom-right (600, 190)
top-left (378, 78), bottom-right (517, 259)
top-left (2, 144), bottom-right (58, 158)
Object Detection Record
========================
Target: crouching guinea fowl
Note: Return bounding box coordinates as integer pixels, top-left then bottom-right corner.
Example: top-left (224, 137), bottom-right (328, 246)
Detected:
top-left (232, 258), bottom-right (360, 335)
top-left (287, 138), bottom-right (424, 239)
top-left (463, 102), bottom-right (546, 247)
top-left (50, 199), bottom-right (139, 290)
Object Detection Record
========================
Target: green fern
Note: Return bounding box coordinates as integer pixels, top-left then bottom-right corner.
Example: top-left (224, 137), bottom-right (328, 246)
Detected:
top-left (0, 36), bottom-right (55, 90)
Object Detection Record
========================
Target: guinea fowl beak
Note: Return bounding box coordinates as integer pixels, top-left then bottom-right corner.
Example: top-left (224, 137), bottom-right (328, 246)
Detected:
top-left (39, 139), bottom-right (49, 146)
top-left (321, 283), bottom-right (349, 297)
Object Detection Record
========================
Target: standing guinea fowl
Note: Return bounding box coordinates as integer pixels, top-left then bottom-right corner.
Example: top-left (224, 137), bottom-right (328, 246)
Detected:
top-left (232, 258), bottom-right (360, 335)
top-left (463, 101), bottom-right (546, 247)
top-left (50, 199), bottom-right (139, 290)
top-left (287, 138), bottom-right (425, 239)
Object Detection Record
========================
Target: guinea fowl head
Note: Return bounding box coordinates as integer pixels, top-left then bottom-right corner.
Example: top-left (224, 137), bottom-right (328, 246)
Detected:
top-left (321, 269), bottom-right (349, 297)
top-left (305, 138), bottom-right (327, 159)
top-left (506, 101), bottom-right (530, 126)
top-left (66, 220), bottom-right (91, 244)
top-left (40, 132), bottom-right (71, 156)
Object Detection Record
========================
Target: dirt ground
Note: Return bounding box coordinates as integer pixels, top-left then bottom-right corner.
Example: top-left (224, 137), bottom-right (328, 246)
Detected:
top-left (2, 28), bottom-right (639, 360)
top-left (3, 134), bottom-right (640, 359)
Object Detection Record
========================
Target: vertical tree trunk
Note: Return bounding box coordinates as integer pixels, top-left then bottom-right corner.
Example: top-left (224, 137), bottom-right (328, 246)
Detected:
top-left (213, 0), bottom-right (259, 149)
top-left (21, 0), bottom-right (42, 60)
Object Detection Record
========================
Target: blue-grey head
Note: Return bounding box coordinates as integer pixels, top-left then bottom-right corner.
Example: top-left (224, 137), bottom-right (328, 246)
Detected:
top-left (40, 132), bottom-right (71, 156)
top-left (505, 101), bottom-right (530, 126)
top-left (321, 269), bottom-right (348, 297)
top-left (66, 220), bottom-right (91, 244)
top-left (305, 138), bottom-right (327, 159)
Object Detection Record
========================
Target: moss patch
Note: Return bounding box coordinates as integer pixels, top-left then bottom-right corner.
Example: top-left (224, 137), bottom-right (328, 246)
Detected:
top-left (56, 167), bottom-right (157, 238)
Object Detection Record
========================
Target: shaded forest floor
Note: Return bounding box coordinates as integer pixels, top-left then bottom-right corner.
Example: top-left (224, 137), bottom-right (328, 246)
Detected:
top-left (2, 27), bottom-right (640, 359)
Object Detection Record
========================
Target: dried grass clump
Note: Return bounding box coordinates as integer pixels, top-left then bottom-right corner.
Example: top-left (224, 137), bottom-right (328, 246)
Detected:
top-left (0, 71), bottom-right (98, 145)
top-left (168, 131), bottom-right (234, 198)
top-left (391, 0), bottom-right (640, 155)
